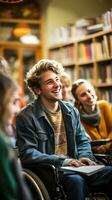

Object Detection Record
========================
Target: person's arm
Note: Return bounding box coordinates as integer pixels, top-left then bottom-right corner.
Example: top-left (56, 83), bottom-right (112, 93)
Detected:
top-left (99, 100), bottom-right (112, 151)
top-left (16, 112), bottom-right (66, 167)
top-left (101, 101), bottom-right (112, 137)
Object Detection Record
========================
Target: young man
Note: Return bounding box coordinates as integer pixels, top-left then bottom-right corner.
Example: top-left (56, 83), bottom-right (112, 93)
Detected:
top-left (16, 59), bottom-right (112, 200)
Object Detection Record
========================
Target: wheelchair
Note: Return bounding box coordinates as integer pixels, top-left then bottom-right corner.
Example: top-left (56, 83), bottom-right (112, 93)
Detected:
top-left (22, 162), bottom-right (109, 200)
top-left (13, 146), bottom-right (110, 200)
top-left (22, 163), bottom-right (67, 200)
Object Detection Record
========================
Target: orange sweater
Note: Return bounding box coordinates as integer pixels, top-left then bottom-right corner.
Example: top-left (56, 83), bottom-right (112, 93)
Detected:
top-left (81, 100), bottom-right (112, 152)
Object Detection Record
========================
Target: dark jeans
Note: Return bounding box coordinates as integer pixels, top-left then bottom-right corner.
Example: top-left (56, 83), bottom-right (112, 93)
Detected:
top-left (60, 166), bottom-right (112, 200)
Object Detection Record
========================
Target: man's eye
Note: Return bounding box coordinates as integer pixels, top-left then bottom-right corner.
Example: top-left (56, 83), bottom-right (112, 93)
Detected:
top-left (47, 80), bottom-right (53, 85)
top-left (56, 78), bottom-right (59, 81)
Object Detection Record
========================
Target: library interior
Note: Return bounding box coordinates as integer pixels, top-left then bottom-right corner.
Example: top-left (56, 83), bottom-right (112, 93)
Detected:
top-left (0, 0), bottom-right (112, 199)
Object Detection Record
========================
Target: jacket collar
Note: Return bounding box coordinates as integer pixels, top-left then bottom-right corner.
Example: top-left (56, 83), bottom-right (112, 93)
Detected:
top-left (32, 98), bottom-right (72, 119)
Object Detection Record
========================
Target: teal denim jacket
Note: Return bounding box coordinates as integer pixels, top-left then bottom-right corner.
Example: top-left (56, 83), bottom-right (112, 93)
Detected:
top-left (16, 98), bottom-right (94, 166)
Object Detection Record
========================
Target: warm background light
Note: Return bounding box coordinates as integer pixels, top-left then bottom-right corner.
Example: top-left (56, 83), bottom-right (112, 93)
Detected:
top-left (13, 24), bottom-right (31, 37)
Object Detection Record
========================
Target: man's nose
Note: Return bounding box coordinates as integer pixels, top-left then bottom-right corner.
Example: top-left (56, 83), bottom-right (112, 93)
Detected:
top-left (53, 80), bottom-right (60, 87)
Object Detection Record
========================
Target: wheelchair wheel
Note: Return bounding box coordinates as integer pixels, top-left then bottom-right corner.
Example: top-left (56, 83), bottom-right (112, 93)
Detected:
top-left (23, 169), bottom-right (51, 200)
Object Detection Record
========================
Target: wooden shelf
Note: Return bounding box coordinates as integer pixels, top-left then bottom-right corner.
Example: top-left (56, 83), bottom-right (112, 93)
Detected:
top-left (76, 60), bottom-right (94, 65)
top-left (48, 40), bottom-right (75, 49)
top-left (0, 18), bottom-right (41, 24)
top-left (97, 83), bottom-right (112, 87)
top-left (0, 41), bottom-right (41, 47)
top-left (48, 28), bottom-right (112, 102)
top-left (95, 57), bottom-right (112, 62)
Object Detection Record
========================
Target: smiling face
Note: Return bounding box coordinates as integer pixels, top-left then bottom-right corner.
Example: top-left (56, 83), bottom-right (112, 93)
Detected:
top-left (36, 70), bottom-right (62, 104)
top-left (75, 82), bottom-right (97, 112)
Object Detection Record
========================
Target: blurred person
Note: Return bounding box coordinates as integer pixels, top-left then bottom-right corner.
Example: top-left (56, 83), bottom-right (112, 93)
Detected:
top-left (0, 56), bottom-right (26, 147)
top-left (60, 72), bottom-right (74, 104)
top-left (0, 73), bottom-right (32, 200)
top-left (10, 86), bottom-right (26, 147)
top-left (16, 59), bottom-right (112, 200)
top-left (71, 79), bottom-right (112, 154)
top-left (0, 56), bottom-right (26, 108)
top-left (7, 96), bottom-right (20, 147)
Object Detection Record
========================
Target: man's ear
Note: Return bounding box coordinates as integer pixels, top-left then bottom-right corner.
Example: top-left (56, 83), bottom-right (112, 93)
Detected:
top-left (33, 88), bottom-right (41, 95)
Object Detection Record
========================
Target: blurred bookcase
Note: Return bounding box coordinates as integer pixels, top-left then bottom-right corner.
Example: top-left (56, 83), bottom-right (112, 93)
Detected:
top-left (0, 1), bottom-right (42, 101)
top-left (48, 26), bottom-right (112, 102)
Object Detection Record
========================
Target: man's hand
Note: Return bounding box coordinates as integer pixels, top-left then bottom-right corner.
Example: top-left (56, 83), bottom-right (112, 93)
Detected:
top-left (63, 158), bottom-right (96, 167)
top-left (79, 157), bottom-right (96, 166)
top-left (66, 159), bottom-right (85, 167)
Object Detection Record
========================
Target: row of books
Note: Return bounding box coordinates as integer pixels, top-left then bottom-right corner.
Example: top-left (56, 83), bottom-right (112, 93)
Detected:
top-left (77, 43), bottom-right (94, 63)
top-left (79, 62), bottom-right (112, 84)
top-left (80, 66), bottom-right (93, 81)
top-left (94, 35), bottom-right (112, 60)
top-left (78, 34), bottom-right (112, 62)
top-left (98, 62), bottom-right (112, 84)
top-left (48, 25), bottom-right (76, 45)
top-left (98, 89), bottom-right (112, 103)
top-left (48, 10), bottom-right (112, 45)
top-left (49, 49), bottom-right (62, 63)
top-left (49, 45), bottom-right (75, 65)
top-left (102, 9), bottom-right (112, 30)
top-left (49, 33), bottom-right (112, 65)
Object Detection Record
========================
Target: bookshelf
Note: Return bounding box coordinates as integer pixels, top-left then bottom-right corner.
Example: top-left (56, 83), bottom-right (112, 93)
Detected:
top-left (0, 2), bottom-right (42, 101)
top-left (49, 41), bottom-right (77, 81)
top-left (48, 28), bottom-right (112, 102)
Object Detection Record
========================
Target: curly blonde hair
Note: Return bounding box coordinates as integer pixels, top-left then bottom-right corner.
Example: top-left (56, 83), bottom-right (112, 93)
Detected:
top-left (26, 59), bottom-right (64, 95)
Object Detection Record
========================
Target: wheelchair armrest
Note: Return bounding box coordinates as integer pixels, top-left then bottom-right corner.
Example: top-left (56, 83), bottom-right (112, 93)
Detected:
top-left (36, 163), bottom-right (56, 170)
top-left (94, 153), bottom-right (112, 165)
top-left (91, 138), bottom-right (112, 147)
top-left (94, 153), bottom-right (109, 158)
